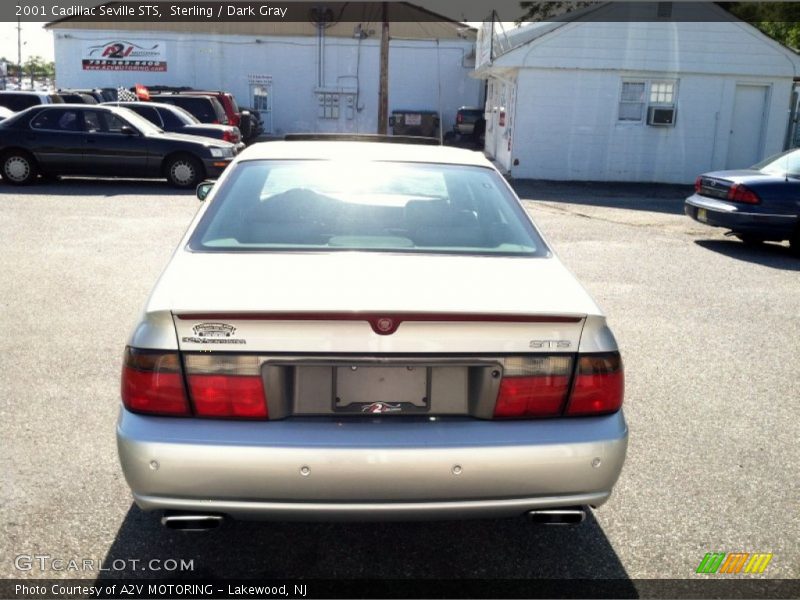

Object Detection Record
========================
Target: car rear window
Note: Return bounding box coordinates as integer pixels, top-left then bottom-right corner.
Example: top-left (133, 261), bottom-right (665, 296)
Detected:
top-left (154, 96), bottom-right (222, 122)
top-left (189, 160), bottom-right (546, 256)
top-left (124, 104), bottom-right (162, 126)
top-left (161, 105), bottom-right (196, 127)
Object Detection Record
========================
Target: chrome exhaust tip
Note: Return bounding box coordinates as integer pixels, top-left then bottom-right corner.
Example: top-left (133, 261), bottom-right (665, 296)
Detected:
top-left (161, 511), bottom-right (225, 531)
top-left (527, 507), bottom-right (586, 525)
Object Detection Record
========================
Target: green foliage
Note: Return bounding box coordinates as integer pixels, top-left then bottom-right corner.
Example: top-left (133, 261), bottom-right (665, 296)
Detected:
top-left (517, 1), bottom-right (595, 23)
top-left (515, 2), bottom-right (800, 51)
top-left (725, 3), bottom-right (800, 50)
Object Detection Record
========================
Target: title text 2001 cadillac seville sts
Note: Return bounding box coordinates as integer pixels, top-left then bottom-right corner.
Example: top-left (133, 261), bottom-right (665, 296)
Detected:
top-left (119, 139), bottom-right (628, 530)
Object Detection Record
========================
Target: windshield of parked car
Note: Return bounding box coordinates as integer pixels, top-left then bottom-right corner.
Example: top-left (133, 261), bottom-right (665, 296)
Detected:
top-left (752, 149), bottom-right (800, 178)
top-left (190, 160), bottom-right (546, 256)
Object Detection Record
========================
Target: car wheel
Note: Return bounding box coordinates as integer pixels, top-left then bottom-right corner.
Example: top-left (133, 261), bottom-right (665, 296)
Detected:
top-left (166, 155), bottom-right (203, 189)
top-left (2, 151), bottom-right (38, 185)
top-left (790, 227), bottom-right (800, 257)
top-left (735, 234), bottom-right (765, 246)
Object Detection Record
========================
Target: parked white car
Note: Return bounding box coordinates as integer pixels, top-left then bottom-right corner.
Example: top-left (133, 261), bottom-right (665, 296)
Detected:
top-left (118, 137), bottom-right (628, 530)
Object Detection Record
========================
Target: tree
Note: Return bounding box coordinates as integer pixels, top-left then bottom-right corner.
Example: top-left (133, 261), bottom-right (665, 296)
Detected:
top-left (516, 1), bottom-right (800, 52)
top-left (724, 3), bottom-right (800, 51)
top-left (517, 1), bottom-right (594, 23)
top-left (23, 55), bottom-right (46, 87)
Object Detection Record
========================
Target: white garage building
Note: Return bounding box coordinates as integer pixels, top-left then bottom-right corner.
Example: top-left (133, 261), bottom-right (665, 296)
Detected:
top-left (47, 5), bottom-right (481, 136)
top-left (474, 2), bottom-right (800, 183)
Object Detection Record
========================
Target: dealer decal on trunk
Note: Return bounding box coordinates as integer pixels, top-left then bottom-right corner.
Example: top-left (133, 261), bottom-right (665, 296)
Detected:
top-left (181, 322), bottom-right (246, 345)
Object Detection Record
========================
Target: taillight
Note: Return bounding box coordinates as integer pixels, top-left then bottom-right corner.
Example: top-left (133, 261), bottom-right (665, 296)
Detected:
top-left (694, 176), bottom-right (702, 193)
top-left (726, 183), bottom-right (760, 204)
top-left (121, 348), bottom-right (190, 416)
top-left (565, 353), bottom-right (624, 416)
top-left (222, 128), bottom-right (240, 143)
top-left (493, 356), bottom-right (572, 418)
top-left (457, 113), bottom-right (463, 123)
top-left (492, 352), bottom-right (624, 419)
top-left (184, 354), bottom-right (268, 419)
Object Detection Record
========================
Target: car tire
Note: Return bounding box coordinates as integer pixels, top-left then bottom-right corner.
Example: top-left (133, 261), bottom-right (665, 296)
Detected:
top-left (1, 150), bottom-right (38, 185)
top-left (789, 227), bottom-right (800, 257)
top-left (165, 154), bottom-right (203, 189)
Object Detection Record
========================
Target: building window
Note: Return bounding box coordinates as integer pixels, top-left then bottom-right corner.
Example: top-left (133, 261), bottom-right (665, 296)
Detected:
top-left (650, 81), bottom-right (675, 104)
top-left (619, 81), bottom-right (646, 121)
top-left (619, 79), bottom-right (677, 122)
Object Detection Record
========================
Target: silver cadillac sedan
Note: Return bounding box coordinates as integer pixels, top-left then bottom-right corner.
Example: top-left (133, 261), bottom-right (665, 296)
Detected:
top-left (118, 138), bottom-right (628, 530)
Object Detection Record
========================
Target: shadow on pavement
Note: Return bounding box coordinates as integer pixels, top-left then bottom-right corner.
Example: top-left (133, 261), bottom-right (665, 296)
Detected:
top-left (1, 177), bottom-right (193, 197)
top-left (511, 180), bottom-right (691, 215)
top-left (95, 503), bottom-right (634, 582)
top-left (694, 239), bottom-right (800, 271)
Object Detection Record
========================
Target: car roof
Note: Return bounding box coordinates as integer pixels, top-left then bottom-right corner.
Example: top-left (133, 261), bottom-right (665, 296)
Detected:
top-left (0, 91), bottom-right (48, 96)
top-left (238, 140), bottom-right (494, 167)
top-left (112, 101), bottom-right (177, 111)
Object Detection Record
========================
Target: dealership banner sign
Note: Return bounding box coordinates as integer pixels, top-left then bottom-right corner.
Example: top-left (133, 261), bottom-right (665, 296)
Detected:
top-left (82, 41), bottom-right (167, 72)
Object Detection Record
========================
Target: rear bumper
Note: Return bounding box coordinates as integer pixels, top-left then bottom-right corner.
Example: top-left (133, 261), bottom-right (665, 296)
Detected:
top-left (685, 194), bottom-right (798, 238)
top-left (117, 409), bottom-right (628, 521)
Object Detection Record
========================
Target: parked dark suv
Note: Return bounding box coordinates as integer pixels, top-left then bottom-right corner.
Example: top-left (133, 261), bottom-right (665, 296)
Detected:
top-left (0, 91), bottom-right (63, 112)
top-left (150, 94), bottom-right (229, 125)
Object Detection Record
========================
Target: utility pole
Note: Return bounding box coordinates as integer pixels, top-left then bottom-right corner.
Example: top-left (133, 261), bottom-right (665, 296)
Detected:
top-left (17, 18), bottom-right (22, 87)
top-left (377, 2), bottom-right (389, 134)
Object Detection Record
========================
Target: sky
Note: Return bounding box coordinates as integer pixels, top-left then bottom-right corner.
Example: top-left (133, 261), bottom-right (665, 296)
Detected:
top-left (0, 22), bottom-right (54, 64)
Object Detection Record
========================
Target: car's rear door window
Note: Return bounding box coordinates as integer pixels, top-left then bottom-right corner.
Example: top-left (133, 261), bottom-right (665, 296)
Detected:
top-left (31, 108), bottom-right (83, 131)
top-left (190, 160), bottom-right (547, 256)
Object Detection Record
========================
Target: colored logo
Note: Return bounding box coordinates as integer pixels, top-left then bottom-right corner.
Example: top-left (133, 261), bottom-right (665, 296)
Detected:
top-left (87, 41), bottom-right (161, 59)
top-left (361, 402), bottom-right (402, 414)
top-left (696, 552), bottom-right (773, 574)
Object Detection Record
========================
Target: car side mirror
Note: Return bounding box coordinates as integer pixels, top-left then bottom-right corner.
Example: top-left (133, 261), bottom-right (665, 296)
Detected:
top-left (196, 180), bottom-right (214, 201)
top-left (120, 125), bottom-right (137, 135)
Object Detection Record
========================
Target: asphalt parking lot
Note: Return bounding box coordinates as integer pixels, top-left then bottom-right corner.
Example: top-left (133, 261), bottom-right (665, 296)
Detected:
top-left (0, 177), bottom-right (798, 586)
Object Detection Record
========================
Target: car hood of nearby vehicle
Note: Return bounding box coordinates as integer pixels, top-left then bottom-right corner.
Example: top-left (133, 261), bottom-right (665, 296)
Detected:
top-left (183, 124), bottom-right (234, 135)
top-left (150, 130), bottom-right (233, 148)
top-left (145, 250), bottom-right (602, 317)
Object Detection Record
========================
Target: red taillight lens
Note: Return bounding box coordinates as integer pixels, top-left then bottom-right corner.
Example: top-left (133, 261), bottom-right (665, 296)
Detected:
top-left (222, 129), bottom-right (235, 143)
top-left (492, 352), bottom-right (624, 419)
top-left (493, 356), bottom-right (572, 418)
top-left (694, 176), bottom-right (702, 193)
top-left (188, 375), bottom-right (268, 418)
top-left (494, 375), bottom-right (570, 417)
top-left (565, 353), bottom-right (624, 416)
top-left (121, 348), bottom-right (190, 416)
top-left (184, 354), bottom-right (268, 419)
top-left (726, 183), bottom-right (760, 204)
top-left (457, 113), bottom-right (463, 123)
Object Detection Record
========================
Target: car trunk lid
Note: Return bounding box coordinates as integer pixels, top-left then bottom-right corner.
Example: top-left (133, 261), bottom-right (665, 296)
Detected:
top-left (160, 251), bottom-right (595, 354)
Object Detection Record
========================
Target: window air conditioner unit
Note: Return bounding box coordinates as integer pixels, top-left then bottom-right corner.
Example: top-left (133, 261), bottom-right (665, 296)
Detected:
top-left (648, 106), bottom-right (676, 126)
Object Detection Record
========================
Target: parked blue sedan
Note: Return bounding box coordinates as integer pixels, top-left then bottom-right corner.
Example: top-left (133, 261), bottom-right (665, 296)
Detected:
top-left (685, 149), bottom-right (800, 254)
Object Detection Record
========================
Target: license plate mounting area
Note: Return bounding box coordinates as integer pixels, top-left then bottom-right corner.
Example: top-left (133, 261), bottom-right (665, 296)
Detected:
top-left (333, 365), bottom-right (430, 414)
